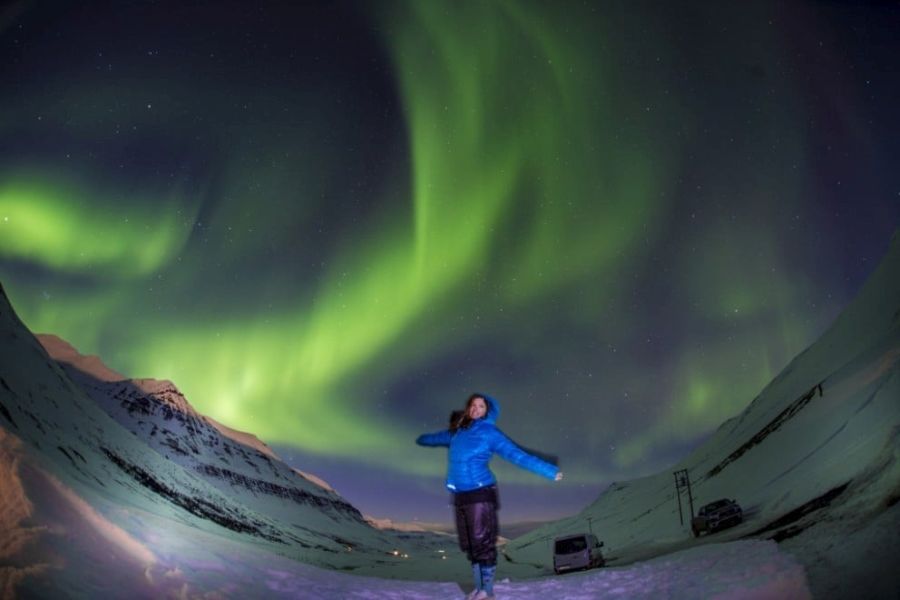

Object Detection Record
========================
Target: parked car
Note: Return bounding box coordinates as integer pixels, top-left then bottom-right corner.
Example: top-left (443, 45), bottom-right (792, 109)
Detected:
top-left (553, 533), bottom-right (605, 574)
top-left (692, 498), bottom-right (743, 537)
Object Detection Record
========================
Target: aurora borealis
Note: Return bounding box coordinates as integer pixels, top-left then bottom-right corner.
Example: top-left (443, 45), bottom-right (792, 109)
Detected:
top-left (1, 1), bottom-right (898, 522)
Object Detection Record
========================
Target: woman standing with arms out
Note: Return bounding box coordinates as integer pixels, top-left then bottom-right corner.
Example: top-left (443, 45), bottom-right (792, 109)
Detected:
top-left (417, 393), bottom-right (563, 600)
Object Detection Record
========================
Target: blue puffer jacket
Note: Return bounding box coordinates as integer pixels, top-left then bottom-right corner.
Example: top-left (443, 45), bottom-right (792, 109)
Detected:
top-left (416, 395), bottom-right (559, 492)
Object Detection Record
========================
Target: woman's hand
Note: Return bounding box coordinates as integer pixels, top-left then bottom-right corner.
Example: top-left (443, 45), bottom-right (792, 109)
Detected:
top-left (555, 472), bottom-right (564, 481)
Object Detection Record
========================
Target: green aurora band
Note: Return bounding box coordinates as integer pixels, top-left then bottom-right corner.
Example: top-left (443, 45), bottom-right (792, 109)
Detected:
top-left (0, 173), bottom-right (196, 277)
top-left (0, 1), bottom-right (837, 485)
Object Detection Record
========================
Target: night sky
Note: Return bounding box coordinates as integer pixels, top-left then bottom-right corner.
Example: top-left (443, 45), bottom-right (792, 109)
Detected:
top-left (1, 1), bottom-right (898, 524)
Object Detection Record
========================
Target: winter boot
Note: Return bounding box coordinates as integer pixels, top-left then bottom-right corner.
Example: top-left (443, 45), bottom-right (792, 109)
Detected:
top-left (480, 564), bottom-right (497, 598)
top-left (464, 563), bottom-right (482, 600)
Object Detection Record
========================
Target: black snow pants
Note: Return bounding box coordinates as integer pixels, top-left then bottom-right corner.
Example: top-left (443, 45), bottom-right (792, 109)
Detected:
top-left (453, 485), bottom-right (499, 566)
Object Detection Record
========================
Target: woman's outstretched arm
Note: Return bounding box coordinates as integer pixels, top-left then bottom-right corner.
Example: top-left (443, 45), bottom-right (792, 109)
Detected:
top-left (490, 428), bottom-right (559, 480)
top-left (416, 429), bottom-right (452, 447)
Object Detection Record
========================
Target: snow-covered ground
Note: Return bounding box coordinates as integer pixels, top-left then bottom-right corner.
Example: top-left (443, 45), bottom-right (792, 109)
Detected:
top-left (1, 442), bottom-right (810, 599)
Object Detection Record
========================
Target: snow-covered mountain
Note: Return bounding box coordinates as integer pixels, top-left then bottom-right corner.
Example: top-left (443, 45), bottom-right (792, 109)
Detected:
top-left (0, 286), bottom-right (475, 597)
top-left (504, 230), bottom-right (900, 599)
top-left (36, 334), bottom-right (363, 528)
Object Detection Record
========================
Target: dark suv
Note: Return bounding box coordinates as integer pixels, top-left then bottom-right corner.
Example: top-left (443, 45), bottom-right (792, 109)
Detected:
top-left (691, 498), bottom-right (743, 537)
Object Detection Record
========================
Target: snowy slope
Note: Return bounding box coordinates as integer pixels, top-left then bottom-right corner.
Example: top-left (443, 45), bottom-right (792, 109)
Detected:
top-left (36, 333), bottom-right (365, 529)
top-left (504, 230), bottom-right (900, 598)
top-left (0, 283), bottom-right (479, 594)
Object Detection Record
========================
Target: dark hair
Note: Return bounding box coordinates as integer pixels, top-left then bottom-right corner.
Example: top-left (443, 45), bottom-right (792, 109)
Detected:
top-left (450, 394), bottom-right (486, 432)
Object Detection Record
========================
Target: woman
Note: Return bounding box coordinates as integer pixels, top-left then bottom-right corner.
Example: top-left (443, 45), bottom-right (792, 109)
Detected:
top-left (417, 393), bottom-right (563, 600)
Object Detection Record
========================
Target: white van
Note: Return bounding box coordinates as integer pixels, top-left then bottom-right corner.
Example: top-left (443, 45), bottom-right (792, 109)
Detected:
top-left (553, 533), bottom-right (605, 574)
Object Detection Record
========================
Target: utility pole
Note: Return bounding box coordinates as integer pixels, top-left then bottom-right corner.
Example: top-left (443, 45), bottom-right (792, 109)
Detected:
top-left (673, 469), bottom-right (695, 526)
top-left (674, 471), bottom-right (684, 525)
top-left (586, 516), bottom-right (594, 535)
